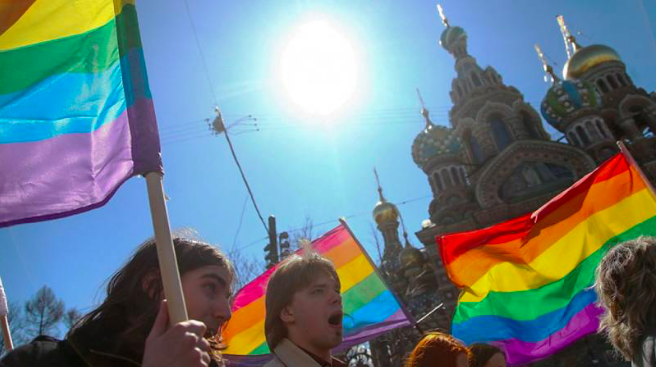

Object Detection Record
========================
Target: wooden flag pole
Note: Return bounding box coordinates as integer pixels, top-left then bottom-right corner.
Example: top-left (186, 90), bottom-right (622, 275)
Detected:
top-left (617, 141), bottom-right (656, 195)
top-left (0, 316), bottom-right (12, 351)
top-left (145, 172), bottom-right (188, 324)
top-left (0, 277), bottom-right (13, 351)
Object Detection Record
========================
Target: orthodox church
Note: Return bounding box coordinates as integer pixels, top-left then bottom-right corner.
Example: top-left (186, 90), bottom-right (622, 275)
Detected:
top-left (368, 8), bottom-right (656, 367)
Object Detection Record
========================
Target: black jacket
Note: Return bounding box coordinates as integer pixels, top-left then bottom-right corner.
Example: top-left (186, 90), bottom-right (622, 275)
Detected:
top-left (0, 335), bottom-right (139, 367)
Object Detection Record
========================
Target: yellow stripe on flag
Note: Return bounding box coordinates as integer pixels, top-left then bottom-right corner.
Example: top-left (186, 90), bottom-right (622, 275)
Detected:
top-left (0, 0), bottom-right (135, 51)
top-left (461, 188), bottom-right (656, 302)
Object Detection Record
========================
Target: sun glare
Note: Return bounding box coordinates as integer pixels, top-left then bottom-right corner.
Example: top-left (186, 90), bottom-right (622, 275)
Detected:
top-left (280, 21), bottom-right (357, 116)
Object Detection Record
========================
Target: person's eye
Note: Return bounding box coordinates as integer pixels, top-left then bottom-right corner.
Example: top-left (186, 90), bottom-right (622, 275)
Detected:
top-left (203, 283), bottom-right (217, 293)
top-left (312, 288), bottom-right (324, 294)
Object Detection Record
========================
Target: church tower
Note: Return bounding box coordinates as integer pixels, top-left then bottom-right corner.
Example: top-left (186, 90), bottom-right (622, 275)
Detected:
top-left (412, 6), bottom-right (596, 330)
top-left (540, 16), bottom-right (656, 176)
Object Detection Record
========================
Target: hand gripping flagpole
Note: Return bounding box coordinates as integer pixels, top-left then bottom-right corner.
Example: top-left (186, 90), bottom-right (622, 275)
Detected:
top-left (145, 173), bottom-right (189, 324)
top-left (0, 277), bottom-right (13, 351)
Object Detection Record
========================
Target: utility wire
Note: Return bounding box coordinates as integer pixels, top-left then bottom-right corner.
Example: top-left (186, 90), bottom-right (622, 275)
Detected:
top-left (222, 116), bottom-right (270, 234)
top-left (237, 194), bottom-right (432, 250)
top-left (182, 1), bottom-right (269, 234)
top-left (182, 0), bottom-right (219, 105)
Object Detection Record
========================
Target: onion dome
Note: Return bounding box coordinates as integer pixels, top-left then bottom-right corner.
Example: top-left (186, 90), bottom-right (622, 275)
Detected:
top-left (373, 201), bottom-right (399, 225)
top-left (372, 168), bottom-right (399, 225)
top-left (399, 246), bottom-right (424, 269)
top-left (563, 44), bottom-right (622, 80)
top-left (440, 26), bottom-right (466, 51)
top-left (412, 124), bottom-right (460, 168)
top-left (540, 79), bottom-right (600, 130)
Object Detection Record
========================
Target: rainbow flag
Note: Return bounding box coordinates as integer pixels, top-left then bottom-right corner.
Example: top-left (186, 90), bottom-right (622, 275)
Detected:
top-left (0, 0), bottom-right (161, 227)
top-left (223, 223), bottom-right (412, 366)
top-left (438, 152), bottom-right (656, 365)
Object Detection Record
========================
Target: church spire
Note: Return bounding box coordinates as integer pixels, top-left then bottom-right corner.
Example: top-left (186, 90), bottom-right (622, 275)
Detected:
top-left (557, 15), bottom-right (581, 59)
top-left (437, 4), bottom-right (449, 28)
top-left (534, 43), bottom-right (559, 84)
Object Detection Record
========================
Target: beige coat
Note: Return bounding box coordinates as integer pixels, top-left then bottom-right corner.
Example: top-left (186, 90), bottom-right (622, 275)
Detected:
top-left (263, 338), bottom-right (325, 367)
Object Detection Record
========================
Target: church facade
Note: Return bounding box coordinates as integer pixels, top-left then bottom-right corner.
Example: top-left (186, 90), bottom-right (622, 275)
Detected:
top-left (369, 9), bottom-right (656, 367)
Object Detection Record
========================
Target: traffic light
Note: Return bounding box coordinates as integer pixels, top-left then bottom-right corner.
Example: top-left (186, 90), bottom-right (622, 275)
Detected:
top-left (265, 215), bottom-right (278, 268)
top-left (264, 241), bottom-right (278, 268)
top-left (279, 231), bottom-right (290, 259)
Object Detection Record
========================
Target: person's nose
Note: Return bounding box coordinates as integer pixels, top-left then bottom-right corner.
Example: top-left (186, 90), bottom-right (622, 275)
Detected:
top-left (331, 289), bottom-right (342, 306)
top-left (213, 297), bottom-right (232, 324)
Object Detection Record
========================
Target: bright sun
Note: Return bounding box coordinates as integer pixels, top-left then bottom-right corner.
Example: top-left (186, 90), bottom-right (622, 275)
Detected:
top-left (280, 21), bottom-right (357, 116)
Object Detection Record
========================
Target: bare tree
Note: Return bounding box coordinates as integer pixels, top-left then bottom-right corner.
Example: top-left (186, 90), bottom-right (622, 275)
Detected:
top-left (228, 248), bottom-right (265, 292)
top-left (370, 222), bottom-right (384, 265)
top-left (24, 286), bottom-right (64, 338)
top-left (289, 215), bottom-right (314, 249)
top-left (0, 301), bottom-right (27, 355)
top-left (62, 307), bottom-right (83, 330)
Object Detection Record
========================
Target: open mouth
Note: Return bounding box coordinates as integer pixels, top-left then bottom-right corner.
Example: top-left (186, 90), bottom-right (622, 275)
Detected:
top-left (328, 312), bottom-right (343, 327)
top-left (204, 327), bottom-right (219, 338)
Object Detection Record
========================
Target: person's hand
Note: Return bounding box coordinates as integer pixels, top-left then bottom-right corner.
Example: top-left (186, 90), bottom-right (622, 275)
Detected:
top-left (143, 300), bottom-right (211, 367)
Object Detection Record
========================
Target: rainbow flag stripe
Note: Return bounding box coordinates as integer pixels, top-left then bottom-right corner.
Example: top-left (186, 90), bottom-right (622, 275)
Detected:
top-left (0, 0), bottom-right (161, 227)
top-left (223, 224), bottom-right (411, 366)
top-left (438, 152), bottom-right (656, 365)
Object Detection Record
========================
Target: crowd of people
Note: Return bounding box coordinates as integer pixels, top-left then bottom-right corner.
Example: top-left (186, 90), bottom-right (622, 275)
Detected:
top-left (0, 234), bottom-right (654, 366)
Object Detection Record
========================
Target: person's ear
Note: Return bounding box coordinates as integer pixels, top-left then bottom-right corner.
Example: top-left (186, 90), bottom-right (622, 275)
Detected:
top-left (141, 270), bottom-right (162, 299)
top-left (280, 306), bottom-right (295, 324)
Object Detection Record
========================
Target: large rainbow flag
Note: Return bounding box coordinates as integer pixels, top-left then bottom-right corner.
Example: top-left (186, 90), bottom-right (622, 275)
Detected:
top-left (438, 152), bottom-right (656, 365)
top-left (223, 223), bottom-right (413, 366)
top-left (0, 0), bottom-right (161, 227)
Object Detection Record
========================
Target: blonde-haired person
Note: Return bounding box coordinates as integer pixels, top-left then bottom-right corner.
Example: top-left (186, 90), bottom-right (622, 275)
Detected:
top-left (264, 250), bottom-right (346, 367)
top-left (594, 236), bottom-right (656, 366)
top-left (405, 331), bottom-right (470, 367)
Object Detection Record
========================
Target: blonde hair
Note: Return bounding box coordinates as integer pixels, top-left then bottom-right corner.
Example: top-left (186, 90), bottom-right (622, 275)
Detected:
top-left (594, 236), bottom-right (656, 359)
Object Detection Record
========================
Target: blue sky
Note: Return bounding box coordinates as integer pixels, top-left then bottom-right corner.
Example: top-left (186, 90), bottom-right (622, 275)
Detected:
top-left (1, 0), bottom-right (656, 331)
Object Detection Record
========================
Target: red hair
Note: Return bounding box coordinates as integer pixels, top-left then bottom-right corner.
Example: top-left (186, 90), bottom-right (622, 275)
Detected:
top-left (405, 332), bottom-right (471, 367)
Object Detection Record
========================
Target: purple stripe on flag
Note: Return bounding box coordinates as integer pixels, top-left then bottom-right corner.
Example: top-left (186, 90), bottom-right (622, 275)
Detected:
top-left (336, 308), bottom-right (411, 352)
top-left (492, 303), bottom-right (603, 366)
top-left (0, 99), bottom-right (156, 227)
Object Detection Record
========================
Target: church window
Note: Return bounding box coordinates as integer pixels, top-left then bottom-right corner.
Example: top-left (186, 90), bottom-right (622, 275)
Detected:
top-left (521, 111), bottom-right (539, 139)
top-left (597, 79), bottom-right (609, 94)
top-left (617, 74), bottom-right (627, 86)
top-left (576, 125), bottom-right (591, 146)
top-left (568, 132), bottom-right (581, 146)
top-left (596, 120), bottom-right (608, 138)
top-left (489, 114), bottom-right (512, 150)
top-left (607, 75), bottom-right (618, 89)
top-left (432, 172), bottom-right (444, 192)
top-left (467, 134), bottom-right (485, 164)
top-left (586, 120), bottom-right (601, 140)
top-left (471, 73), bottom-right (482, 87)
top-left (442, 169), bottom-right (453, 187)
top-left (451, 167), bottom-right (461, 185)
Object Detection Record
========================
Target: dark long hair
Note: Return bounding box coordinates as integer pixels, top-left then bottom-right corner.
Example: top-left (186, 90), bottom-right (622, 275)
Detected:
top-left (68, 234), bottom-right (234, 363)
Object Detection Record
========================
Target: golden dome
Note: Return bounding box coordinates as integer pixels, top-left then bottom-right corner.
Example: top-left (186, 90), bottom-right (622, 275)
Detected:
top-left (399, 246), bottom-right (424, 268)
top-left (373, 201), bottom-right (398, 225)
top-left (563, 44), bottom-right (622, 80)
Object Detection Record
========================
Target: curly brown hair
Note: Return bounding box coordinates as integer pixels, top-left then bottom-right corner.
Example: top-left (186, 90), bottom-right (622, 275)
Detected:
top-left (594, 236), bottom-right (656, 360)
top-left (405, 331), bottom-right (471, 367)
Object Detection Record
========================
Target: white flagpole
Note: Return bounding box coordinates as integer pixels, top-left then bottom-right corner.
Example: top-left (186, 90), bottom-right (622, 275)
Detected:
top-left (0, 277), bottom-right (13, 351)
top-left (145, 172), bottom-right (188, 324)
